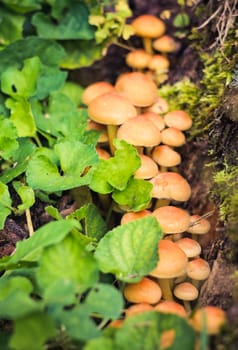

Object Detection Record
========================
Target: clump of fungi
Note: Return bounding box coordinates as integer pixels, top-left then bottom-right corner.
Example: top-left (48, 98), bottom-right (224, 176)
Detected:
top-left (82, 12), bottom-right (227, 346)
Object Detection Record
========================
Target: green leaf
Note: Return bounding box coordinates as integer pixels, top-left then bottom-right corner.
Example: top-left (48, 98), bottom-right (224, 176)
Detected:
top-left (173, 13), bottom-right (190, 28)
top-left (0, 181), bottom-right (12, 229)
top-left (112, 178), bottom-right (153, 212)
top-left (36, 233), bottom-right (99, 294)
top-left (13, 181), bottom-right (35, 213)
top-left (10, 312), bottom-right (56, 350)
top-left (90, 140), bottom-right (140, 194)
top-left (60, 40), bottom-right (103, 69)
top-left (1, 0), bottom-right (41, 14)
top-left (0, 219), bottom-right (79, 270)
top-left (0, 138), bottom-right (36, 184)
top-left (114, 312), bottom-right (196, 350)
top-left (6, 98), bottom-right (36, 137)
top-left (0, 276), bottom-right (42, 319)
top-left (1, 56), bottom-right (41, 98)
top-left (0, 37), bottom-right (66, 77)
top-left (0, 116), bottom-right (19, 160)
top-left (35, 65), bottom-right (67, 100)
top-left (0, 7), bottom-right (24, 44)
top-left (26, 141), bottom-right (98, 192)
top-left (83, 337), bottom-right (114, 350)
top-left (69, 203), bottom-right (107, 240)
top-left (60, 81), bottom-right (84, 106)
top-left (32, 3), bottom-right (95, 40)
top-left (94, 216), bottom-right (162, 282)
top-left (32, 92), bottom-right (88, 140)
top-left (85, 283), bottom-right (124, 319)
top-left (52, 304), bottom-right (101, 341)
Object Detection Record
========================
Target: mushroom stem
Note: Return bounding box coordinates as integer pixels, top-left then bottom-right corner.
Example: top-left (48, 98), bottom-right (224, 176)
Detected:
top-left (107, 124), bottom-right (118, 155)
top-left (158, 278), bottom-right (174, 301)
top-left (183, 300), bottom-right (192, 313)
top-left (143, 37), bottom-right (153, 55)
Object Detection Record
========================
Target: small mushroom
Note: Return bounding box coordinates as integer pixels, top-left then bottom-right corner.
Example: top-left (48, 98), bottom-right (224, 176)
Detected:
top-left (173, 282), bottom-right (199, 312)
top-left (144, 96), bottom-right (169, 114)
top-left (115, 72), bottom-right (158, 108)
top-left (191, 306), bottom-right (226, 335)
top-left (175, 237), bottom-right (202, 259)
top-left (152, 205), bottom-right (191, 235)
top-left (149, 239), bottom-right (188, 300)
top-left (125, 303), bottom-right (154, 318)
top-left (134, 154), bottom-right (159, 179)
top-left (123, 276), bottom-right (162, 305)
top-left (154, 300), bottom-right (187, 318)
top-left (152, 144), bottom-right (181, 171)
top-left (120, 210), bottom-right (151, 225)
top-left (125, 49), bottom-right (152, 70)
top-left (164, 110), bottom-right (192, 131)
top-left (160, 127), bottom-right (186, 147)
top-left (82, 81), bottom-right (115, 105)
top-left (88, 92), bottom-right (137, 153)
top-left (153, 34), bottom-right (180, 53)
top-left (150, 172), bottom-right (191, 202)
top-left (186, 257), bottom-right (211, 288)
top-left (131, 14), bottom-right (166, 54)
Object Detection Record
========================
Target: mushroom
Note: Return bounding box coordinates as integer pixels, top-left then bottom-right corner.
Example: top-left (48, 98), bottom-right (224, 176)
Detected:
top-left (87, 120), bottom-right (108, 143)
top-left (134, 154), bottom-right (159, 179)
top-left (164, 110), bottom-right (192, 131)
top-left (148, 54), bottom-right (170, 73)
top-left (143, 111), bottom-right (165, 131)
top-left (149, 172), bottom-right (191, 203)
top-left (173, 282), bottom-right (199, 312)
top-left (152, 205), bottom-right (191, 235)
top-left (125, 49), bottom-right (152, 70)
top-left (125, 303), bottom-right (154, 318)
top-left (82, 81), bottom-right (115, 105)
top-left (191, 306), bottom-right (226, 335)
top-left (149, 239), bottom-right (188, 300)
top-left (175, 237), bottom-right (202, 259)
top-left (187, 214), bottom-right (211, 238)
top-left (115, 71), bottom-right (158, 108)
top-left (154, 300), bottom-right (187, 318)
top-left (160, 127), bottom-right (186, 147)
top-left (144, 96), bottom-right (169, 114)
top-left (88, 92), bottom-right (137, 154)
top-left (186, 257), bottom-right (211, 288)
top-left (153, 34), bottom-right (180, 53)
top-left (96, 147), bottom-right (111, 160)
top-left (123, 276), bottom-right (162, 305)
top-left (131, 14), bottom-right (166, 54)
top-left (117, 114), bottom-right (161, 151)
top-left (120, 210), bottom-right (151, 225)
top-left (152, 145), bottom-right (181, 172)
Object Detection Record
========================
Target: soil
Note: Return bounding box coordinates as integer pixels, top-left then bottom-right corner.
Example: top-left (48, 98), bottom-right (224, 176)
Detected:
top-left (1, 0), bottom-right (238, 347)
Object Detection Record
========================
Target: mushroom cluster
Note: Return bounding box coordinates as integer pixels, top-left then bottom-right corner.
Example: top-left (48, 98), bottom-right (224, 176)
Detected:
top-left (82, 12), bottom-right (226, 344)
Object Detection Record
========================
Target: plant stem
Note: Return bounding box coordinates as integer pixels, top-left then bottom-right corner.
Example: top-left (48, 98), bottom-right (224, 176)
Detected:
top-left (107, 124), bottom-right (117, 155)
top-left (26, 208), bottom-right (34, 236)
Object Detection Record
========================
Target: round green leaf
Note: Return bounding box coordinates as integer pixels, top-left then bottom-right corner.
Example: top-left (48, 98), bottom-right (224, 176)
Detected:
top-left (94, 216), bottom-right (162, 282)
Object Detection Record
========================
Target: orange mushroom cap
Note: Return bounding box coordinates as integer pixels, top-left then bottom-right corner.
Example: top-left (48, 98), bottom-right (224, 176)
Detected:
top-left (115, 72), bottom-right (158, 107)
top-left (88, 92), bottom-right (137, 125)
top-left (160, 127), bottom-right (186, 147)
top-left (154, 300), bottom-right (187, 318)
top-left (123, 276), bottom-right (162, 304)
top-left (187, 214), bottom-right (211, 235)
top-left (126, 49), bottom-right (152, 69)
top-left (153, 34), bottom-right (179, 53)
top-left (143, 111), bottom-right (165, 131)
top-left (131, 14), bottom-right (166, 39)
top-left (82, 81), bottom-right (115, 105)
top-left (120, 210), bottom-right (151, 225)
top-left (164, 110), bottom-right (192, 131)
top-left (173, 282), bottom-right (199, 301)
top-left (150, 239), bottom-right (188, 279)
top-left (186, 257), bottom-right (211, 281)
top-left (149, 172), bottom-right (191, 202)
top-left (134, 154), bottom-right (159, 179)
top-left (175, 237), bottom-right (202, 258)
top-left (191, 306), bottom-right (226, 335)
top-left (152, 144), bottom-right (181, 167)
top-left (152, 206), bottom-right (190, 234)
top-left (117, 114), bottom-right (161, 147)
top-left (144, 96), bottom-right (169, 114)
